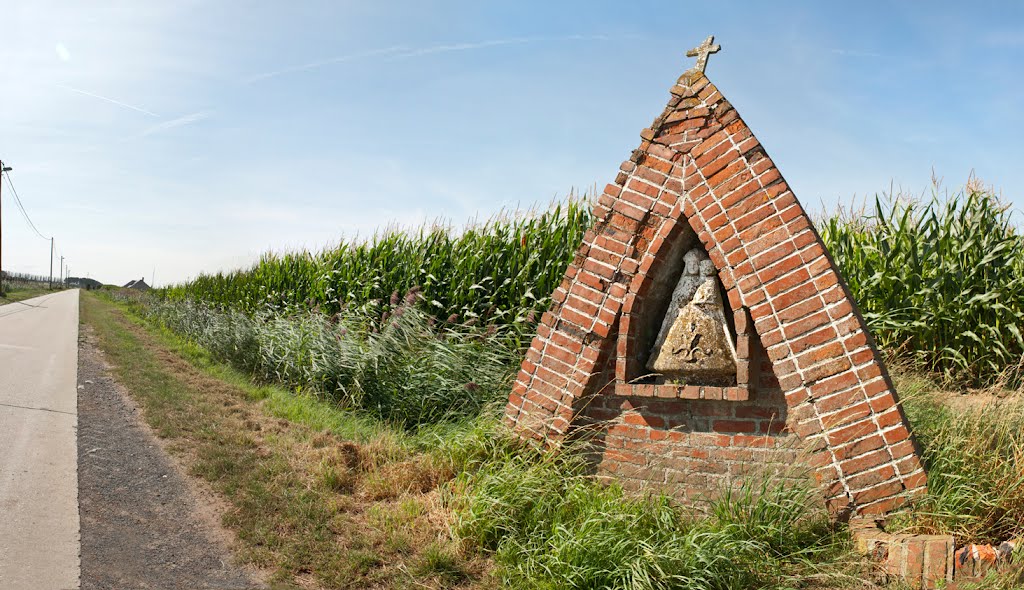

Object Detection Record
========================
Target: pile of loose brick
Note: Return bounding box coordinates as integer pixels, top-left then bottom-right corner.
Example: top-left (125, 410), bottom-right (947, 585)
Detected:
top-left (504, 65), bottom-right (927, 518)
top-left (856, 526), bottom-right (1024, 588)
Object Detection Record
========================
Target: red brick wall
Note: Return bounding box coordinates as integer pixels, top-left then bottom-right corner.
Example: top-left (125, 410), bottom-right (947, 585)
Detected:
top-left (504, 68), bottom-right (927, 517)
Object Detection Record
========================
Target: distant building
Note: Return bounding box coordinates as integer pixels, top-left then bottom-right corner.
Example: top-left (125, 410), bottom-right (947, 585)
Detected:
top-left (123, 277), bottom-right (151, 291)
top-left (67, 277), bottom-right (104, 290)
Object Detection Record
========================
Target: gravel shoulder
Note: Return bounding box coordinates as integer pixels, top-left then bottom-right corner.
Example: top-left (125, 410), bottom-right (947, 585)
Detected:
top-left (78, 326), bottom-right (266, 590)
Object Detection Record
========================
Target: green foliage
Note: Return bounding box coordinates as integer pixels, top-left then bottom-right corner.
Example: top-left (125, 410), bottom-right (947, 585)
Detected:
top-left (143, 296), bottom-right (517, 429)
top-left (162, 180), bottom-right (1024, 387)
top-left (821, 187), bottom-right (1024, 387)
top-left (102, 179), bottom-right (1024, 589)
top-left (449, 442), bottom-right (855, 590)
top-left (165, 199), bottom-right (593, 333)
top-left (168, 181), bottom-right (1024, 386)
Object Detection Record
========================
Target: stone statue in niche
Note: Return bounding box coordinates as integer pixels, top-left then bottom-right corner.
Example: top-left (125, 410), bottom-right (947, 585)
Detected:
top-left (646, 248), bottom-right (737, 384)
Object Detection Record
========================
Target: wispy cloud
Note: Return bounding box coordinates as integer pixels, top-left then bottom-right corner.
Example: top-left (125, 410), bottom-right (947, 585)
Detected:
top-left (55, 83), bottom-right (160, 117)
top-left (55, 43), bottom-right (71, 62)
top-left (984, 30), bottom-right (1024, 47)
top-left (245, 34), bottom-right (619, 83)
top-left (139, 110), bottom-right (212, 137)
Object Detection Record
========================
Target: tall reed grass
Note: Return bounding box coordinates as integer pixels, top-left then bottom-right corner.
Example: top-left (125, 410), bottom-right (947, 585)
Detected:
top-left (145, 294), bottom-right (517, 428)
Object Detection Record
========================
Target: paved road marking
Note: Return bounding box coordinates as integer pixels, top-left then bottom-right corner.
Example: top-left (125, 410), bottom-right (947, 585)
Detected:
top-left (0, 290), bottom-right (80, 590)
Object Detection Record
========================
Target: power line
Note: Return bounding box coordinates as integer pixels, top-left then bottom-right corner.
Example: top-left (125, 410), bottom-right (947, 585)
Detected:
top-left (3, 171), bottom-right (49, 240)
top-left (2, 170), bottom-right (50, 241)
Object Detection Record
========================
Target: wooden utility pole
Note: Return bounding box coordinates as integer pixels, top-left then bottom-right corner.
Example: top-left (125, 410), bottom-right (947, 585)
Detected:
top-left (0, 160), bottom-right (9, 292)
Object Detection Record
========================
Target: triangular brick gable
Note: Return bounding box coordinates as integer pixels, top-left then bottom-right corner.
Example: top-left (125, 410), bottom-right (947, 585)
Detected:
top-left (504, 67), bottom-right (927, 517)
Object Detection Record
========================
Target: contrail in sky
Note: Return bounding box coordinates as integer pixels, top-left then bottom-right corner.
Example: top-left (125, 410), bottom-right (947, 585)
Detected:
top-left (139, 110), bottom-right (212, 137)
top-left (55, 83), bottom-right (160, 118)
top-left (245, 34), bottom-right (619, 83)
top-left (387, 34), bottom-right (615, 59)
top-left (244, 46), bottom-right (408, 83)
top-left (389, 37), bottom-right (537, 59)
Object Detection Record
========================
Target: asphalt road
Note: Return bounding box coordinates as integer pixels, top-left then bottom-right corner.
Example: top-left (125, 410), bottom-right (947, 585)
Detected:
top-left (0, 290), bottom-right (81, 590)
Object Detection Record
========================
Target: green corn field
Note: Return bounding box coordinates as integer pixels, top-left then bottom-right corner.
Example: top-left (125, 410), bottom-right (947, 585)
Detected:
top-left (166, 199), bottom-right (593, 331)
top-left (821, 187), bottom-right (1024, 387)
top-left (167, 184), bottom-right (1024, 388)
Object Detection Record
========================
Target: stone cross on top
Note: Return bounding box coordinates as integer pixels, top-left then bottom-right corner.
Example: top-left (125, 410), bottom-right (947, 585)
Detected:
top-left (686, 35), bottom-right (721, 73)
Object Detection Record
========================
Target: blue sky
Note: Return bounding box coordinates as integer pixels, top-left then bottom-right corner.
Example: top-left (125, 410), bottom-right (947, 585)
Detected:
top-left (2, 1), bottom-right (1022, 285)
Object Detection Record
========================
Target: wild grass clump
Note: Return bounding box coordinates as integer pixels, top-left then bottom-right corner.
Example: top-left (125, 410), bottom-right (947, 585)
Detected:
top-left (165, 198), bottom-right (593, 334)
top-left (145, 294), bottom-right (517, 429)
top-left (449, 443), bottom-right (855, 590)
top-left (891, 376), bottom-right (1024, 544)
top-left (821, 185), bottom-right (1024, 387)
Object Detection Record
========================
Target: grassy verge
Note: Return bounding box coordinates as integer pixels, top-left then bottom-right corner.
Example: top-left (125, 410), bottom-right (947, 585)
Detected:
top-left (450, 447), bottom-right (864, 589)
top-left (0, 282), bottom-right (56, 305)
top-left (80, 291), bottom-right (494, 589)
top-left (96, 288), bottom-right (1024, 588)
top-left (89, 291), bottom-right (885, 589)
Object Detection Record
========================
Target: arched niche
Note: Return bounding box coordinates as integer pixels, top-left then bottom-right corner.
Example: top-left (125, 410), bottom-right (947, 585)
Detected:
top-left (615, 209), bottom-right (754, 401)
